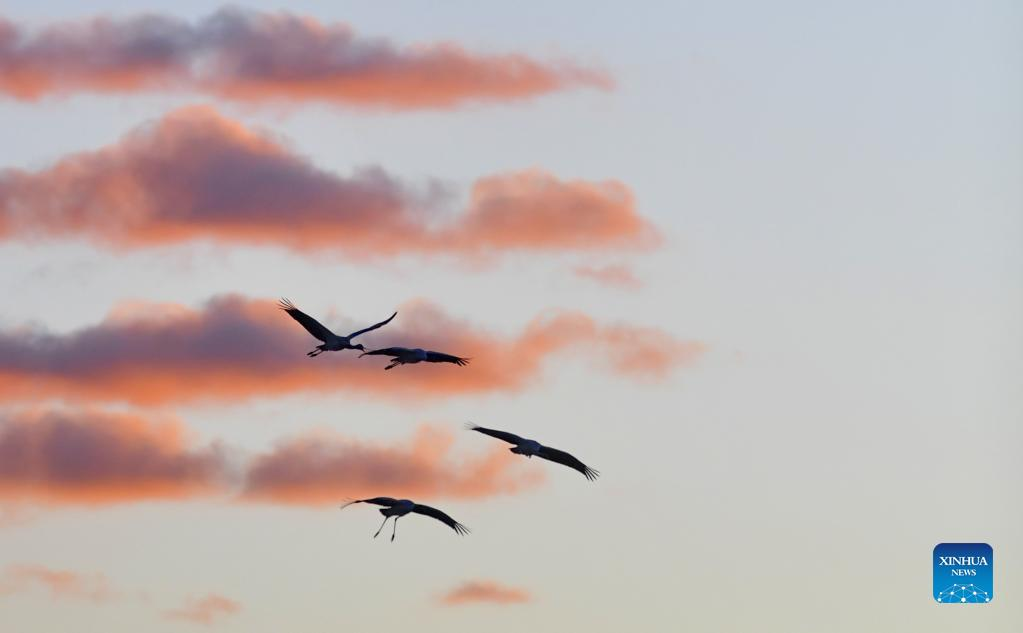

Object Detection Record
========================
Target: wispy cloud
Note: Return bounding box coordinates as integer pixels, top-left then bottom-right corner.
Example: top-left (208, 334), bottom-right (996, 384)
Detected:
top-left (440, 580), bottom-right (530, 606)
top-left (0, 504), bottom-right (37, 528)
top-left (0, 295), bottom-right (703, 406)
top-left (244, 424), bottom-right (543, 505)
top-left (0, 409), bottom-right (226, 504)
top-left (0, 107), bottom-right (652, 259)
top-left (573, 263), bottom-right (643, 289)
top-left (0, 565), bottom-right (112, 602)
top-left (165, 593), bottom-right (240, 625)
top-left (0, 7), bottom-right (610, 107)
top-left (0, 564), bottom-right (238, 625)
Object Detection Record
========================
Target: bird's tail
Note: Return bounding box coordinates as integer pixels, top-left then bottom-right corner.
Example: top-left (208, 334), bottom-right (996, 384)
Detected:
top-left (339, 498), bottom-right (362, 510)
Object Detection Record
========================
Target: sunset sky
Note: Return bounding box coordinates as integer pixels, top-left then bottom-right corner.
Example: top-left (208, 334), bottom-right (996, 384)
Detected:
top-left (1, 2), bottom-right (1021, 631)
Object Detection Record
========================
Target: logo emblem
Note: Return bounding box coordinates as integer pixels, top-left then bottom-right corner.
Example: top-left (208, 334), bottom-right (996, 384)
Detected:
top-left (933, 543), bottom-right (992, 603)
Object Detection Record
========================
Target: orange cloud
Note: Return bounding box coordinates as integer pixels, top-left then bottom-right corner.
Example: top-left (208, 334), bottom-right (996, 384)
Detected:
top-left (165, 593), bottom-right (240, 625)
top-left (458, 173), bottom-right (648, 251)
top-left (244, 425), bottom-right (543, 505)
top-left (0, 409), bottom-right (226, 505)
top-left (0, 410), bottom-right (546, 507)
top-left (573, 263), bottom-right (643, 289)
top-left (0, 8), bottom-right (610, 107)
top-left (440, 580), bottom-right (530, 606)
top-left (0, 295), bottom-right (702, 406)
top-left (0, 565), bottom-right (111, 602)
top-left (0, 107), bottom-right (653, 258)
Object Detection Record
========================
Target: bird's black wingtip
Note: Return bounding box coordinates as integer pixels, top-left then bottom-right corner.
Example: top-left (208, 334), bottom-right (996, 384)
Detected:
top-left (464, 422), bottom-right (482, 432)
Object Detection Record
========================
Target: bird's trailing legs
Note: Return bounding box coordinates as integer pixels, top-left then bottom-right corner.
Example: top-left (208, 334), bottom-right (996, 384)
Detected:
top-left (391, 518), bottom-right (399, 542)
top-left (373, 516), bottom-right (389, 538)
top-left (308, 347), bottom-right (324, 357)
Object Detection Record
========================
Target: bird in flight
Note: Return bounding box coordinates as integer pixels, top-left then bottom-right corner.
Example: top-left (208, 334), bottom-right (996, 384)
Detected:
top-left (339, 497), bottom-right (470, 541)
top-left (467, 424), bottom-right (600, 481)
top-left (359, 347), bottom-right (470, 370)
top-left (278, 299), bottom-right (396, 357)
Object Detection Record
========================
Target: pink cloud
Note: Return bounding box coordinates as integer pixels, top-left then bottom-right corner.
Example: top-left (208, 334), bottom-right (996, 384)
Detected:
top-left (165, 593), bottom-right (240, 625)
top-left (0, 565), bottom-right (112, 602)
top-left (573, 263), bottom-right (643, 289)
top-left (0, 410), bottom-right (550, 507)
top-left (0, 8), bottom-right (610, 108)
top-left (0, 409), bottom-right (226, 505)
top-left (440, 580), bottom-right (530, 606)
top-left (0, 107), bottom-right (653, 259)
top-left (0, 295), bottom-right (703, 406)
top-left (243, 425), bottom-right (544, 505)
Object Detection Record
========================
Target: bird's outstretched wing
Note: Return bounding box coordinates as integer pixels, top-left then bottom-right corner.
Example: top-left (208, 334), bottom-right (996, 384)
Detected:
top-left (279, 299), bottom-right (335, 342)
top-left (347, 311), bottom-right (397, 339)
top-left (411, 504), bottom-right (470, 535)
top-left (467, 424), bottom-right (525, 446)
top-left (425, 351), bottom-right (470, 366)
top-left (340, 497), bottom-right (399, 510)
top-left (537, 446), bottom-right (600, 481)
top-left (359, 347), bottom-right (408, 359)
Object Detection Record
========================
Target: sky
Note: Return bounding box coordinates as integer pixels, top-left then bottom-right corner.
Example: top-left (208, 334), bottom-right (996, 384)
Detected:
top-left (0, 1), bottom-right (1021, 631)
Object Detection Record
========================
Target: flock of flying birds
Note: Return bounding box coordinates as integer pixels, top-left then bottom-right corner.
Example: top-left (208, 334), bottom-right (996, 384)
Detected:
top-left (279, 299), bottom-right (600, 542)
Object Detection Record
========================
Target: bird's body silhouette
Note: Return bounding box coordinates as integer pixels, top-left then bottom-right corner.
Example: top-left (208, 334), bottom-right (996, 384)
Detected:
top-left (340, 497), bottom-right (470, 541)
top-left (468, 424), bottom-right (599, 481)
top-left (278, 299), bottom-right (396, 357)
top-left (359, 346), bottom-right (469, 370)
